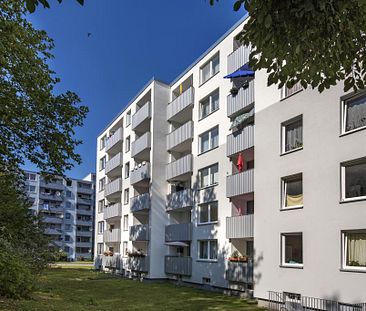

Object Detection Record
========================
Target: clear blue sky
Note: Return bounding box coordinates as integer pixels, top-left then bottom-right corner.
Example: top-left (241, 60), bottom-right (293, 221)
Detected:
top-left (24, 0), bottom-right (246, 179)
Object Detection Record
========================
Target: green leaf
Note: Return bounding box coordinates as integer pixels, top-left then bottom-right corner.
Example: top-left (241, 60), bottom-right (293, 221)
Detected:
top-left (233, 1), bottom-right (243, 11)
top-left (25, 0), bottom-right (36, 13)
top-left (264, 14), bottom-right (272, 28)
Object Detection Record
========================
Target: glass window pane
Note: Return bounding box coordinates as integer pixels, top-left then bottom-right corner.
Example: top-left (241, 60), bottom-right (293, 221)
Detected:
top-left (284, 234), bottom-right (303, 264)
top-left (211, 164), bottom-right (219, 185)
top-left (200, 241), bottom-right (208, 259)
top-left (201, 63), bottom-right (210, 84)
top-left (285, 119), bottom-right (303, 152)
top-left (200, 99), bottom-right (210, 119)
top-left (346, 96), bottom-right (366, 132)
top-left (211, 127), bottom-right (219, 149)
top-left (212, 55), bottom-right (219, 75)
top-left (345, 162), bottom-right (366, 198)
top-left (210, 241), bottom-right (218, 260)
top-left (211, 92), bottom-right (219, 111)
top-left (200, 132), bottom-right (210, 153)
top-left (285, 177), bottom-right (303, 207)
top-left (210, 202), bottom-right (218, 222)
top-left (200, 168), bottom-right (209, 187)
top-left (346, 232), bottom-right (366, 267)
top-left (199, 205), bottom-right (209, 223)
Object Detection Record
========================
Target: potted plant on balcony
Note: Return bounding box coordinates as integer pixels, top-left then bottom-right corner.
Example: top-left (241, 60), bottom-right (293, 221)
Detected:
top-left (228, 250), bottom-right (240, 262)
top-left (230, 87), bottom-right (239, 96)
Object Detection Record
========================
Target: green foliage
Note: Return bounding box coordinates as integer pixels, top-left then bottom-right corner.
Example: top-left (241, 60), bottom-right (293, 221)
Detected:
top-left (211, 0), bottom-right (366, 93)
top-left (0, 0), bottom-right (88, 176)
top-left (25, 0), bottom-right (84, 13)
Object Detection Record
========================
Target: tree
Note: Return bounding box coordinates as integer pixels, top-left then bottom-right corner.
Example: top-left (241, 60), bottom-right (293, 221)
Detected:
top-left (25, 0), bottom-right (84, 13)
top-left (0, 0), bottom-right (88, 176)
top-left (210, 0), bottom-right (366, 93)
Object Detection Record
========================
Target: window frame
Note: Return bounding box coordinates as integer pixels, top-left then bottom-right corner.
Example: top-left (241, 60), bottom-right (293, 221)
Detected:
top-left (341, 158), bottom-right (366, 202)
top-left (125, 136), bottom-right (131, 153)
top-left (99, 156), bottom-right (106, 171)
top-left (199, 126), bottom-right (219, 154)
top-left (99, 178), bottom-right (105, 192)
top-left (198, 201), bottom-right (218, 225)
top-left (124, 188), bottom-right (129, 205)
top-left (97, 243), bottom-right (104, 255)
top-left (125, 162), bottom-right (130, 179)
top-left (341, 91), bottom-right (366, 135)
top-left (123, 241), bottom-right (128, 257)
top-left (123, 215), bottom-right (129, 231)
top-left (198, 240), bottom-right (218, 261)
top-left (198, 163), bottom-right (219, 189)
top-left (126, 110), bottom-right (131, 127)
top-left (281, 232), bottom-right (303, 268)
top-left (100, 135), bottom-right (107, 150)
top-left (98, 221), bottom-right (104, 234)
top-left (281, 115), bottom-right (303, 155)
top-left (199, 88), bottom-right (220, 120)
top-left (281, 173), bottom-right (303, 210)
top-left (199, 53), bottom-right (220, 85)
top-left (341, 229), bottom-right (366, 272)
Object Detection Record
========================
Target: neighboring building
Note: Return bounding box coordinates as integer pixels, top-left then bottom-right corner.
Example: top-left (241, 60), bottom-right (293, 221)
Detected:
top-left (94, 15), bottom-right (366, 306)
top-left (25, 170), bottom-right (96, 261)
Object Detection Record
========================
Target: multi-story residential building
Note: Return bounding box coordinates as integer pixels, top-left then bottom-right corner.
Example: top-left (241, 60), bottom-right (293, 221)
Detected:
top-left (25, 170), bottom-right (96, 261)
top-left (95, 15), bottom-right (366, 307)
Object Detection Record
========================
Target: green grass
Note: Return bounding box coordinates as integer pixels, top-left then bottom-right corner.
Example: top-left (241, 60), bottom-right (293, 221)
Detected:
top-left (0, 267), bottom-right (264, 311)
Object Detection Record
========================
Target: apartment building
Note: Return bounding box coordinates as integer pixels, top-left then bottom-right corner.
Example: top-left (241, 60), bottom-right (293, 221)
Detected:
top-left (95, 15), bottom-right (366, 306)
top-left (25, 170), bottom-right (96, 261)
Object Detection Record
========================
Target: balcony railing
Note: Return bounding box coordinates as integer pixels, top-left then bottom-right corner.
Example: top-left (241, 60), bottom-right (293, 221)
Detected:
top-left (76, 230), bottom-right (93, 237)
top-left (167, 87), bottom-right (194, 121)
top-left (130, 193), bottom-right (150, 213)
top-left (166, 121), bottom-right (193, 151)
top-left (166, 189), bottom-right (193, 211)
top-left (39, 193), bottom-right (63, 202)
top-left (105, 127), bottom-right (123, 152)
top-left (76, 219), bottom-right (92, 226)
top-left (166, 154), bottom-right (193, 181)
top-left (127, 256), bottom-right (149, 272)
top-left (226, 214), bottom-right (254, 239)
top-left (105, 152), bottom-right (123, 175)
top-left (103, 203), bottom-right (122, 220)
top-left (75, 241), bottom-right (92, 248)
top-left (227, 80), bottom-right (254, 118)
top-left (105, 178), bottom-right (122, 197)
top-left (132, 101), bottom-right (151, 130)
top-left (76, 208), bottom-right (93, 216)
top-left (226, 169), bottom-right (254, 198)
top-left (39, 181), bottom-right (64, 190)
top-left (130, 162), bottom-right (150, 185)
top-left (131, 132), bottom-right (151, 158)
top-left (103, 229), bottom-right (121, 243)
top-left (101, 254), bottom-right (122, 269)
top-left (42, 216), bottom-right (63, 224)
top-left (227, 45), bottom-right (250, 74)
top-left (77, 197), bottom-right (93, 205)
top-left (165, 223), bottom-right (192, 242)
top-left (129, 224), bottom-right (149, 241)
top-left (44, 228), bottom-right (62, 235)
top-left (226, 261), bottom-right (253, 283)
top-left (165, 256), bottom-right (192, 276)
top-left (77, 186), bottom-right (93, 195)
top-left (226, 125), bottom-right (254, 157)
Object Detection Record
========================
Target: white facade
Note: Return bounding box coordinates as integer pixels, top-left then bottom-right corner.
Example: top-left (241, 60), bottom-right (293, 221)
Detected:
top-left (95, 15), bottom-right (366, 305)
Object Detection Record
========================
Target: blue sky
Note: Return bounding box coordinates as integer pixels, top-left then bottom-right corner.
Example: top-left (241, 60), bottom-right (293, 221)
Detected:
top-left (25, 0), bottom-right (246, 179)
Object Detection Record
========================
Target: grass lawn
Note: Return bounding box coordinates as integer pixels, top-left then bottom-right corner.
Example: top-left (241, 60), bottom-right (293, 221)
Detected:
top-left (0, 267), bottom-right (264, 311)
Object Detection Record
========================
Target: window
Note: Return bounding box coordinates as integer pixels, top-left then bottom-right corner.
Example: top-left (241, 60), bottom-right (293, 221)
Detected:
top-left (199, 202), bottom-right (218, 224)
top-left (99, 178), bottom-right (105, 191)
top-left (342, 93), bottom-right (366, 134)
top-left (198, 240), bottom-right (218, 260)
top-left (65, 224), bottom-right (71, 231)
top-left (125, 162), bottom-right (130, 178)
top-left (100, 135), bottom-right (107, 150)
top-left (65, 213), bottom-right (71, 220)
top-left (282, 174), bottom-right (303, 209)
top-left (99, 156), bottom-right (106, 171)
top-left (199, 126), bottom-right (219, 154)
top-left (282, 116), bottom-right (303, 153)
top-left (199, 163), bottom-right (219, 188)
top-left (98, 221), bottom-right (104, 234)
top-left (125, 136), bottom-right (131, 152)
top-left (26, 185), bottom-right (36, 192)
top-left (124, 188), bottom-right (129, 205)
top-left (26, 173), bottom-right (36, 181)
top-left (342, 230), bottom-right (366, 271)
top-left (282, 81), bottom-right (303, 99)
top-left (199, 89), bottom-right (219, 119)
top-left (66, 201), bottom-right (72, 209)
top-left (200, 53), bottom-right (219, 84)
top-left (66, 190), bottom-right (72, 198)
top-left (97, 243), bottom-right (104, 255)
top-left (123, 241), bottom-right (128, 257)
top-left (98, 199), bottom-right (105, 213)
top-left (281, 233), bottom-right (303, 267)
top-left (65, 235), bottom-right (71, 242)
top-left (66, 179), bottom-right (72, 187)
top-left (342, 158), bottom-right (366, 201)
top-left (126, 110), bottom-right (131, 126)
top-left (64, 246), bottom-right (70, 253)
top-left (123, 215), bottom-right (129, 231)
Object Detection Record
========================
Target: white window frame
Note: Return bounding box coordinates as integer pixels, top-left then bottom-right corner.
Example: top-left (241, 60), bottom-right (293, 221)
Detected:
top-left (281, 115), bottom-right (303, 154)
top-left (200, 53), bottom-right (220, 85)
top-left (126, 110), bottom-right (131, 127)
top-left (125, 162), bottom-right (130, 179)
top-left (198, 201), bottom-right (218, 225)
top-left (342, 230), bottom-right (366, 272)
top-left (100, 135), bottom-right (107, 150)
top-left (123, 215), bottom-right (129, 231)
top-left (98, 221), bottom-right (104, 234)
top-left (124, 188), bottom-right (129, 205)
top-left (199, 89), bottom-right (219, 120)
top-left (97, 243), bottom-right (104, 255)
top-left (281, 233), bottom-right (303, 268)
top-left (26, 173), bottom-right (37, 181)
top-left (199, 163), bottom-right (219, 188)
top-left (199, 126), bottom-right (219, 154)
top-left (341, 158), bottom-right (366, 202)
top-left (99, 178), bottom-right (105, 192)
top-left (281, 81), bottom-right (303, 99)
top-left (99, 156), bottom-right (106, 171)
top-left (125, 136), bottom-right (131, 153)
top-left (98, 199), bottom-right (105, 213)
top-left (198, 240), bottom-right (218, 261)
top-left (123, 241), bottom-right (128, 257)
top-left (341, 92), bottom-right (366, 135)
top-left (281, 174), bottom-right (303, 210)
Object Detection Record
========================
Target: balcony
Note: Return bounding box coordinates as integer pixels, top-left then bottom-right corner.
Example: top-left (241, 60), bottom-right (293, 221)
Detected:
top-left (132, 101), bottom-right (151, 131)
top-left (76, 230), bottom-right (93, 237)
top-left (103, 203), bottom-right (122, 220)
top-left (76, 208), bottom-right (93, 216)
top-left (167, 87), bottom-right (194, 122)
top-left (77, 185), bottom-right (93, 195)
top-left (131, 132), bottom-right (151, 159)
top-left (130, 193), bottom-right (150, 213)
top-left (226, 169), bottom-right (254, 198)
top-left (76, 241), bottom-right (92, 248)
top-left (102, 254), bottom-right (122, 269)
top-left (226, 125), bottom-right (254, 157)
top-left (226, 261), bottom-right (253, 283)
top-left (77, 197), bottom-right (93, 205)
top-left (227, 45), bottom-right (250, 74)
top-left (42, 216), bottom-right (63, 224)
top-left (127, 256), bottom-right (149, 272)
top-left (130, 162), bottom-right (150, 186)
top-left (103, 229), bottom-right (121, 243)
top-left (227, 80), bottom-right (254, 118)
top-left (166, 121), bottom-right (193, 152)
top-left (165, 256), bottom-right (192, 276)
top-left (129, 224), bottom-right (149, 241)
top-left (166, 154), bottom-right (193, 182)
top-left (44, 228), bottom-right (62, 235)
top-left (165, 223), bottom-right (192, 242)
top-left (39, 180), bottom-right (64, 191)
top-left (105, 178), bottom-right (122, 197)
top-left (39, 192), bottom-right (63, 202)
top-left (105, 127), bottom-right (123, 154)
top-left (105, 152), bottom-right (123, 177)
top-left (166, 189), bottom-right (193, 212)
top-left (76, 219), bottom-right (92, 226)
top-left (226, 214), bottom-right (254, 239)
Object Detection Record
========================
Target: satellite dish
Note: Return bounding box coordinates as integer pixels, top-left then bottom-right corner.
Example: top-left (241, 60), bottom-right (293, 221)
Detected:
top-left (56, 191), bottom-right (61, 196)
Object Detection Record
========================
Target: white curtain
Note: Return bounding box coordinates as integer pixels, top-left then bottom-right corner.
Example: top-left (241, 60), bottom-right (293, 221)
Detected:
top-left (347, 233), bottom-right (366, 267)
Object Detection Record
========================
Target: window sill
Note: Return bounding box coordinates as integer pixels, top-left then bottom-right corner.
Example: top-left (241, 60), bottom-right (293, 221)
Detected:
top-left (198, 184), bottom-right (218, 191)
top-left (196, 259), bottom-right (218, 263)
top-left (199, 108), bottom-right (219, 122)
top-left (280, 147), bottom-right (303, 157)
top-left (340, 267), bottom-right (366, 273)
top-left (340, 196), bottom-right (366, 204)
top-left (199, 71), bottom-right (220, 88)
top-left (198, 145), bottom-right (219, 156)
top-left (198, 221), bottom-right (218, 226)
top-left (340, 125), bottom-right (366, 137)
top-left (280, 205), bottom-right (303, 211)
top-left (280, 264), bottom-right (303, 269)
